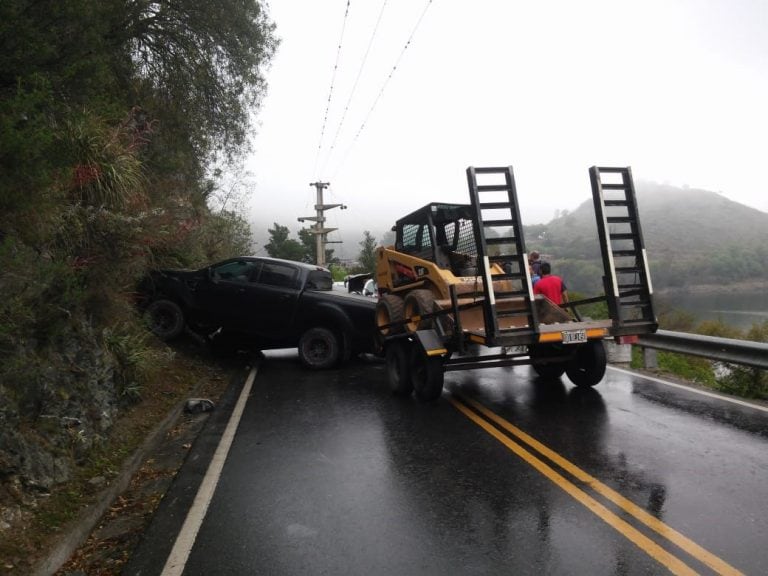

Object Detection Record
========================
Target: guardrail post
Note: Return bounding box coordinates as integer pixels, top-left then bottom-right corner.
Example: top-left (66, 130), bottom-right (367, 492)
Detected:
top-left (605, 340), bottom-right (632, 365)
top-left (642, 346), bottom-right (658, 370)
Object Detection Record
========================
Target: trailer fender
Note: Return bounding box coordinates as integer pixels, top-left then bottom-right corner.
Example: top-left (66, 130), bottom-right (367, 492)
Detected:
top-left (412, 329), bottom-right (448, 358)
top-left (410, 330), bottom-right (447, 402)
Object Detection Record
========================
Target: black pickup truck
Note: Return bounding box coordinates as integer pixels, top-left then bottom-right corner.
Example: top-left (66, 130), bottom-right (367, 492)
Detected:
top-left (138, 257), bottom-right (377, 369)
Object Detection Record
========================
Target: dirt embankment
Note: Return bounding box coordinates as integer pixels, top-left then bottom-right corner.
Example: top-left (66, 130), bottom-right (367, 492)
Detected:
top-left (0, 337), bottom-right (244, 576)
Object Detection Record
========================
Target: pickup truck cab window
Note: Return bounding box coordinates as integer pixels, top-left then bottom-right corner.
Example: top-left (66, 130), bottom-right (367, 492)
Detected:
top-left (211, 260), bottom-right (260, 284)
top-left (255, 262), bottom-right (298, 288)
top-left (306, 270), bottom-right (333, 291)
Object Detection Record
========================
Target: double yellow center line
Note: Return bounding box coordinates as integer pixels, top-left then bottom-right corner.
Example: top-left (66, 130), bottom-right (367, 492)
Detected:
top-left (449, 393), bottom-right (743, 576)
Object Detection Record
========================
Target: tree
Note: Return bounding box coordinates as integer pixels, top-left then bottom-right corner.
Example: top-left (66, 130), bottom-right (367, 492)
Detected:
top-left (358, 231), bottom-right (377, 274)
top-left (1, 0), bottom-right (277, 224)
top-left (120, 0), bottom-right (278, 160)
top-left (0, 2), bottom-right (278, 556)
top-left (298, 227), bottom-right (336, 264)
top-left (199, 210), bottom-right (254, 261)
top-left (264, 223), bottom-right (305, 261)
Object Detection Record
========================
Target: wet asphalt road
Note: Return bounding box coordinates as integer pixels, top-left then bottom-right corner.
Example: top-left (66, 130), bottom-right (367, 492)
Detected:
top-left (127, 351), bottom-right (768, 575)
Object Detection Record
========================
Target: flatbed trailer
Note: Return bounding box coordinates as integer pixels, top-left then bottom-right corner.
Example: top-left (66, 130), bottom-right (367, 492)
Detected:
top-left (374, 165), bottom-right (658, 401)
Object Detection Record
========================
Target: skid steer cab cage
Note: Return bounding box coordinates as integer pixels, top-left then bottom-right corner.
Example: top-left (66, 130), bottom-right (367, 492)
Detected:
top-left (375, 165), bottom-right (658, 401)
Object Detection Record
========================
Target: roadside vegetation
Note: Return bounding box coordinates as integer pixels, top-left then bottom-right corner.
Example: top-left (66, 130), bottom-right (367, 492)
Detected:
top-left (264, 224), bottom-right (379, 280)
top-left (631, 311), bottom-right (768, 400)
top-left (2, 1), bottom-right (764, 569)
top-left (0, 0), bottom-right (276, 569)
top-left (569, 292), bottom-right (767, 399)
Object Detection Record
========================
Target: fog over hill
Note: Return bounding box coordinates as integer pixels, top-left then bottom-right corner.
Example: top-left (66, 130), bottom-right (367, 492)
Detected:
top-left (249, 182), bottom-right (768, 290)
top-left (527, 182), bottom-right (768, 292)
top-left (539, 183), bottom-right (767, 254)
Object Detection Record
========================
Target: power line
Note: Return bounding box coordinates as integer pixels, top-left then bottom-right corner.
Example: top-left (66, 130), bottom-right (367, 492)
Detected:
top-left (320, 0), bottom-right (389, 176)
top-left (312, 0), bottom-right (352, 178)
top-left (330, 0), bottom-right (434, 180)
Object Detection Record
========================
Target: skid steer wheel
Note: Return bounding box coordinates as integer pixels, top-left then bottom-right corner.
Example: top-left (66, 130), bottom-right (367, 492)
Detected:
top-left (298, 327), bottom-right (340, 370)
top-left (566, 340), bottom-right (607, 387)
top-left (530, 344), bottom-right (568, 379)
top-left (410, 347), bottom-right (445, 403)
top-left (385, 340), bottom-right (414, 396)
top-left (145, 299), bottom-right (185, 341)
top-left (404, 289), bottom-right (436, 333)
top-left (377, 294), bottom-right (405, 336)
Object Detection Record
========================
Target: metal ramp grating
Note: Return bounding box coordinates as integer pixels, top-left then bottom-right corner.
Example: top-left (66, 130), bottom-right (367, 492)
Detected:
top-left (465, 166), bottom-right (538, 345)
top-left (590, 166), bottom-right (657, 335)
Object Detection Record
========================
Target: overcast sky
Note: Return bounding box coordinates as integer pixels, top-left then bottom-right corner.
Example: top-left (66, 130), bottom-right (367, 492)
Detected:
top-left (245, 0), bottom-right (768, 258)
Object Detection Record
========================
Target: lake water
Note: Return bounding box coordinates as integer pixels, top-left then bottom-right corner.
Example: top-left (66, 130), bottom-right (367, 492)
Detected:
top-left (655, 289), bottom-right (768, 331)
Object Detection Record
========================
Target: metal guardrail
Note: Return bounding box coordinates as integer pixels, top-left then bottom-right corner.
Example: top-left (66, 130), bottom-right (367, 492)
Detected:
top-left (637, 329), bottom-right (768, 370)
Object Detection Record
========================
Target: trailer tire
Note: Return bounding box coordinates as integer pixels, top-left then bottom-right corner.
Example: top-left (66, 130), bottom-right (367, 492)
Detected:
top-left (377, 294), bottom-right (405, 336)
top-left (404, 289), bottom-right (436, 333)
top-left (298, 327), bottom-right (340, 370)
top-left (411, 348), bottom-right (444, 403)
top-left (532, 362), bottom-right (567, 379)
top-left (530, 344), bottom-right (567, 379)
top-left (386, 340), bottom-right (414, 396)
top-left (145, 299), bottom-right (185, 341)
top-left (566, 340), bottom-right (607, 387)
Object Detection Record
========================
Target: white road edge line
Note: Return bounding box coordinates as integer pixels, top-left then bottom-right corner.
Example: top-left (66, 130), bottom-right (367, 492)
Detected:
top-left (607, 365), bottom-right (768, 414)
top-left (160, 365), bottom-right (258, 576)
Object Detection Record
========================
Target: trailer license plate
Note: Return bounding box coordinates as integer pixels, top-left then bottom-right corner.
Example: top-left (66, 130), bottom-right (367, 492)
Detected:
top-left (505, 345), bottom-right (528, 355)
top-left (562, 330), bottom-right (587, 344)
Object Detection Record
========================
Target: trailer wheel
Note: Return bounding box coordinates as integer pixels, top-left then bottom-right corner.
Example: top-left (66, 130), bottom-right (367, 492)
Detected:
top-left (298, 327), bottom-right (340, 370)
top-left (410, 348), bottom-right (445, 403)
top-left (566, 340), bottom-right (607, 387)
top-left (145, 299), bottom-right (185, 341)
top-left (377, 294), bottom-right (405, 336)
top-left (404, 289), bottom-right (436, 333)
top-left (385, 340), bottom-right (414, 396)
top-left (530, 344), bottom-right (567, 379)
top-left (532, 362), bottom-right (567, 379)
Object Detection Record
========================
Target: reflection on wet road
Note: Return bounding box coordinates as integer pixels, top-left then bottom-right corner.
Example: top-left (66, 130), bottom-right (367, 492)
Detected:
top-left (132, 350), bottom-right (768, 575)
top-left (449, 393), bottom-right (738, 575)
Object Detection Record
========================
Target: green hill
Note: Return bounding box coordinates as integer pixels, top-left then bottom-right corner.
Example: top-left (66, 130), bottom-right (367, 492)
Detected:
top-left (526, 182), bottom-right (768, 293)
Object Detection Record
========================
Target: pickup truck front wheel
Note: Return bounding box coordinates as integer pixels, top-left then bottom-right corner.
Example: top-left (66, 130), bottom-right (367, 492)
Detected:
top-left (145, 299), bottom-right (185, 341)
top-left (298, 327), bottom-right (340, 370)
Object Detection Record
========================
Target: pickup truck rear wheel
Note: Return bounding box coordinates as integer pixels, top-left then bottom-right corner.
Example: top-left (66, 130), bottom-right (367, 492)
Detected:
top-left (385, 340), bottom-right (414, 396)
top-left (145, 299), bottom-right (185, 341)
top-left (566, 340), bottom-right (607, 387)
top-left (298, 327), bottom-right (340, 370)
top-left (376, 294), bottom-right (405, 336)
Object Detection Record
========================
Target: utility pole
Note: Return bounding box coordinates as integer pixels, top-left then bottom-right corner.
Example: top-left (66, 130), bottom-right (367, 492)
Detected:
top-left (298, 182), bottom-right (347, 267)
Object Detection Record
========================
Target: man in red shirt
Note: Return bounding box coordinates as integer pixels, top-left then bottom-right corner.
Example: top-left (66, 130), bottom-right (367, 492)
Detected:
top-left (533, 262), bottom-right (568, 305)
